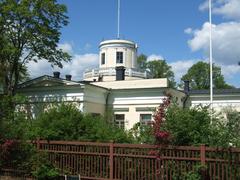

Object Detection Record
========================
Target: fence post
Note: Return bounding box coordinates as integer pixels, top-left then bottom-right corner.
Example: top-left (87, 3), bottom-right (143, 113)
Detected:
top-left (200, 144), bottom-right (206, 166)
top-left (109, 141), bottom-right (114, 180)
top-left (36, 138), bottom-right (40, 150)
top-left (200, 144), bottom-right (208, 179)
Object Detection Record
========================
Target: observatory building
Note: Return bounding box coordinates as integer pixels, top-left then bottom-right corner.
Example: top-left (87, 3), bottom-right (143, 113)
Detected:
top-left (83, 39), bottom-right (152, 82)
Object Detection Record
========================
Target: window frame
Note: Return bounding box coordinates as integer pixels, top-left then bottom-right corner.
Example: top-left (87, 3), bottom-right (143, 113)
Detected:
top-left (115, 114), bottom-right (125, 129)
top-left (116, 51), bottom-right (123, 64)
top-left (101, 52), bottom-right (106, 65)
top-left (140, 114), bottom-right (152, 126)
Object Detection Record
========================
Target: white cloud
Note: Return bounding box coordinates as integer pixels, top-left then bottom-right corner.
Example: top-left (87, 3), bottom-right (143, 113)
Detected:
top-left (186, 21), bottom-right (240, 65)
top-left (58, 42), bottom-right (73, 54)
top-left (58, 53), bottom-right (99, 80)
top-left (27, 60), bottom-right (53, 78)
top-left (199, 0), bottom-right (240, 20)
top-left (147, 54), bottom-right (164, 62)
top-left (27, 53), bottom-right (99, 80)
top-left (184, 28), bottom-right (193, 34)
top-left (169, 60), bottom-right (196, 82)
top-left (221, 64), bottom-right (240, 79)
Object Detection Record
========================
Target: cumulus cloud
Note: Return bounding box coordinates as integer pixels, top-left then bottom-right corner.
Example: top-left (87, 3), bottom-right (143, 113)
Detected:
top-left (221, 64), bottom-right (240, 79)
top-left (58, 53), bottom-right (99, 80)
top-left (27, 52), bottom-right (99, 80)
top-left (199, 0), bottom-right (240, 20)
top-left (186, 21), bottom-right (240, 65)
top-left (58, 42), bottom-right (73, 54)
top-left (169, 60), bottom-right (196, 82)
top-left (27, 60), bottom-right (53, 78)
top-left (147, 54), bottom-right (164, 62)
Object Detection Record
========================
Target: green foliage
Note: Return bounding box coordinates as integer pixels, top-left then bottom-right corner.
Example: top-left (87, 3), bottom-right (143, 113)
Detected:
top-left (30, 152), bottom-right (60, 180)
top-left (0, 95), bottom-right (31, 140)
top-left (0, 0), bottom-right (71, 95)
top-left (137, 54), bottom-right (147, 70)
top-left (137, 54), bottom-right (176, 88)
top-left (128, 123), bottom-right (155, 144)
top-left (29, 103), bottom-right (132, 143)
top-left (164, 105), bottom-right (214, 146)
top-left (147, 60), bottom-right (176, 88)
top-left (181, 61), bottom-right (233, 90)
top-left (163, 103), bottom-right (240, 147)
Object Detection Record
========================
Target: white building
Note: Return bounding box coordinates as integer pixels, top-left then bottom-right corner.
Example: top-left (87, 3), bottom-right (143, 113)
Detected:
top-left (18, 39), bottom-right (240, 129)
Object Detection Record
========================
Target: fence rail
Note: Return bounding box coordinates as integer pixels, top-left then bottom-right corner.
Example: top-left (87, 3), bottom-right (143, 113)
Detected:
top-left (24, 140), bottom-right (240, 180)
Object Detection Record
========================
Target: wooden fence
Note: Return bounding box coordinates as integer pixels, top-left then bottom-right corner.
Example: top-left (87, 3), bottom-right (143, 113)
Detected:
top-left (29, 140), bottom-right (240, 180)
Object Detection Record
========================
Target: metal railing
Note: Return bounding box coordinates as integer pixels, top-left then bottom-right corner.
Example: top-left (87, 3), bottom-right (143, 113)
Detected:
top-left (83, 67), bottom-right (152, 79)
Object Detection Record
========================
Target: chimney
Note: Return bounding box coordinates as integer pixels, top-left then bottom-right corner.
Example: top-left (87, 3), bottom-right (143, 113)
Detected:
top-left (53, 71), bottom-right (60, 78)
top-left (65, 74), bottom-right (72, 81)
top-left (184, 80), bottom-right (190, 93)
top-left (115, 66), bottom-right (126, 81)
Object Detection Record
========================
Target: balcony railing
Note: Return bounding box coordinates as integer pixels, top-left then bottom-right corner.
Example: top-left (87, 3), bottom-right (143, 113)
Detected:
top-left (83, 67), bottom-right (152, 79)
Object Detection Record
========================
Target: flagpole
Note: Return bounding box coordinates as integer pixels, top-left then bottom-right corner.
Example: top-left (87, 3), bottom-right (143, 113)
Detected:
top-left (209, 0), bottom-right (213, 112)
top-left (117, 0), bottom-right (120, 39)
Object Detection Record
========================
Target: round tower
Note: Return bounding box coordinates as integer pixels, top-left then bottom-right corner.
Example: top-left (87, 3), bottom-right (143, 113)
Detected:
top-left (99, 39), bottom-right (137, 69)
top-left (83, 39), bottom-right (151, 82)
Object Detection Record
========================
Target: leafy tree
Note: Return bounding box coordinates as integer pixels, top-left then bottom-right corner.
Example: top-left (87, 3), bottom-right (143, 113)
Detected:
top-left (137, 54), bottom-right (176, 88)
top-left (147, 60), bottom-right (176, 88)
top-left (0, 0), bottom-right (71, 95)
top-left (137, 54), bottom-right (147, 70)
top-left (181, 61), bottom-right (233, 90)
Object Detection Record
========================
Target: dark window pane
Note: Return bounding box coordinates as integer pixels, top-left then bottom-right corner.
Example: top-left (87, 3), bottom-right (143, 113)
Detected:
top-left (101, 53), bottom-right (105, 65)
top-left (116, 52), bottom-right (123, 63)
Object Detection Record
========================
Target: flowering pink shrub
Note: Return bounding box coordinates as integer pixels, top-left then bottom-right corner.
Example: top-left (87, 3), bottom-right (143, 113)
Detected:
top-left (152, 94), bottom-right (171, 145)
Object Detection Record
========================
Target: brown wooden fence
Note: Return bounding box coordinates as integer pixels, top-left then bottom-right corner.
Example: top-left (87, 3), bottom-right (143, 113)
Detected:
top-left (30, 140), bottom-right (240, 180)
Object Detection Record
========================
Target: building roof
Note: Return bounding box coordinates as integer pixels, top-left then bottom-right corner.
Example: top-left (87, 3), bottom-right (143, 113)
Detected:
top-left (17, 75), bottom-right (82, 89)
top-left (91, 78), bottom-right (168, 90)
top-left (189, 88), bottom-right (240, 95)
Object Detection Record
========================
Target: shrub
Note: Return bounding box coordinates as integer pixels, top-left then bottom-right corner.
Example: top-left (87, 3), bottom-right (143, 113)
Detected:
top-left (29, 103), bottom-right (132, 143)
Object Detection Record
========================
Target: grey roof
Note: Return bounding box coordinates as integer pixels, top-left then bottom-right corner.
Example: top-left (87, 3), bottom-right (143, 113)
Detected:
top-left (189, 88), bottom-right (240, 95)
top-left (17, 75), bottom-right (82, 89)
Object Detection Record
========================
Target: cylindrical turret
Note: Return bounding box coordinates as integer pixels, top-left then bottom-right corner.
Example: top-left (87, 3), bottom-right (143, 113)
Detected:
top-left (99, 39), bottom-right (138, 69)
top-left (83, 39), bottom-right (152, 82)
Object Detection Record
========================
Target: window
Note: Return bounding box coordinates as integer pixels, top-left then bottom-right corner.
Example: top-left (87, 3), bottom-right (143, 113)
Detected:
top-left (101, 53), bottom-right (105, 65)
top-left (116, 51), bottom-right (123, 63)
top-left (140, 114), bottom-right (152, 125)
top-left (115, 114), bottom-right (125, 129)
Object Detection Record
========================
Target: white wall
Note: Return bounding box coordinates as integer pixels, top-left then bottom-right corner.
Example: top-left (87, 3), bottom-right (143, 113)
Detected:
top-left (108, 88), bottom-right (185, 130)
top-left (99, 40), bottom-right (137, 69)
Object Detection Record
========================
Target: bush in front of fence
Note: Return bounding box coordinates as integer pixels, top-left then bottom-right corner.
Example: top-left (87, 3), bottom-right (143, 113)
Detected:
top-left (28, 103), bottom-right (133, 143)
top-left (0, 139), bottom-right (62, 179)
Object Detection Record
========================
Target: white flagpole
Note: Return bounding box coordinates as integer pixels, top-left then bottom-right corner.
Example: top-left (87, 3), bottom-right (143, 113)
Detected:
top-left (209, 0), bottom-right (213, 112)
top-left (117, 0), bottom-right (120, 39)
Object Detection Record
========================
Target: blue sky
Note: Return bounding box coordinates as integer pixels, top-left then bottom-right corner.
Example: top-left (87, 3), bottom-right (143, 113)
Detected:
top-left (28, 0), bottom-right (240, 87)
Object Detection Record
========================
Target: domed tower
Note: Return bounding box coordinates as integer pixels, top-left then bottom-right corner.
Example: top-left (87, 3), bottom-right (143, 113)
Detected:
top-left (83, 39), bottom-right (151, 82)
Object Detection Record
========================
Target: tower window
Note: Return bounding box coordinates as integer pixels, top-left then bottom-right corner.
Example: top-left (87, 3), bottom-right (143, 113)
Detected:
top-left (116, 51), bottom-right (123, 63)
top-left (101, 53), bottom-right (105, 65)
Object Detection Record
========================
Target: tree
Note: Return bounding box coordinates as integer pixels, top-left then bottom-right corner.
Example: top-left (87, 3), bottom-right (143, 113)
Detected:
top-left (0, 0), bottom-right (71, 95)
top-left (147, 60), bottom-right (176, 88)
top-left (137, 54), bottom-right (147, 70)
top-left (137, 54), bottom-right (176, 88)
top-left (181, 61), bottom-right (233, 90)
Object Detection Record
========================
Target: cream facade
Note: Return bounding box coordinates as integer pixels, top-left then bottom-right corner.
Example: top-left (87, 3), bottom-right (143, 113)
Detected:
top-left (17, 39), bottom-right (240, 130)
